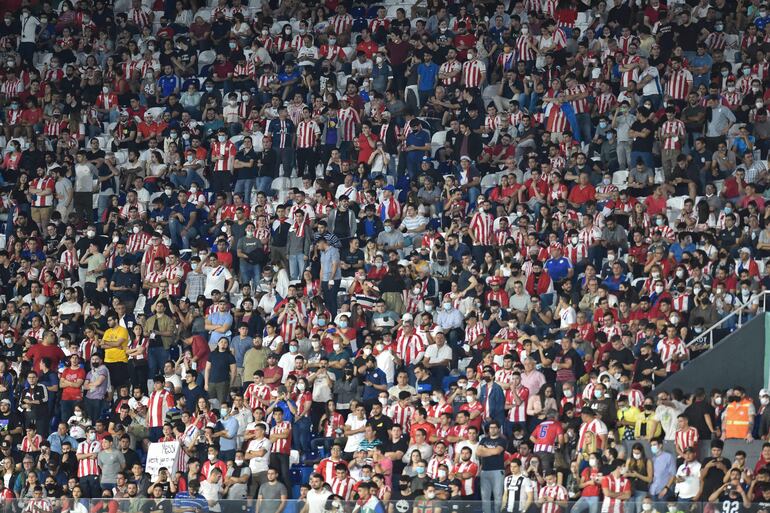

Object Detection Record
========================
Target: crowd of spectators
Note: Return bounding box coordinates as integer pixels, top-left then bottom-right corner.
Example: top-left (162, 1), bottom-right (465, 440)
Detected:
top-left (5, 0), bottom-right (770, 512)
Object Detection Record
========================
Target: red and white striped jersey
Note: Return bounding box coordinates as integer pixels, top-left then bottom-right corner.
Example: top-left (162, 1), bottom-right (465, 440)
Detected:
top-left (128, 7), bottom-right (152, 28)
top-left (545, 103), bottom-right (569, 133)
top-left (469, 211), bottom-right (494, 245)
top-left (462, 59), bottom-right (486, 88)
top-left (20, 434), bottom-right (42, 452)
top-left (440, 60), bottom-right (462, 85)
top-left (127, 231), bottom-right (151, 253)
top-left (377, 197), bottom-right (401, 221)
top-left (656, 337), bottom-right (688, 373)
top-left (498, 51), bottom-right (517, 73)
top-left (577, 418), bottom-right (608, 451)
top-left (338, 106), bottom-right (360, 141)
top-left (665, 69), bottom-right (693, 101)
top-left (564, 242), bottom-right (588, 264)
top-left (79, 338), bottom-right (98, 363)
top-left (427, 454), bottom-right (452, 479)
top-left (674, 426), bottom-right (699, 454)
top-left (427, 402), bottom-right (453, 421)
top-left (0, 77), bottom-right (23, 97)
top-left (452, 460), bottom-right (479, 496)
top-left (331, 476), bottom-right (356, 499)
top-left (127, 336), bottom-right (148, 361)
top-left (296, 120), bottom-right (321, 148)
top-left (567, 84), bottom-right (589, 114)
top-left (395, 332), bottom-right (427, 366)
top-left (705, 31), bottom-right (726, 51)
top-left (30, 177), bottom-right (56, 207)
top-left (595, 92), bottom-right (617, 115)
top-left (147, 389), bottom-right (174, 428)
top-left (600, 476), bottom-right (630, 513)
top-left (144, 270), bottom-right (164, 299)
top-left (515, 35), bottom-right (537, 61)
top-left (672, 293), bottom-right (689, 313)
top-left (163, 264), bottom-right (184, 296)
top-left (542, 0), bottom-right (558, 17)
top-left (5, 109), bottom-right (22, 126)
top-left (465, 322), bottom-right (488, 349)
top-left (76, 441), bottom-right (101, 477)
top-left (621, 388), bottom-right (644, 408)
top-left (369, 17), bottom-right (390, 32)
top-left (270, 420), bottom-right (292, 454)
top-left (25, 327), bottom-right (44, 343)
top-left (660, 119), bottom-right (685, 150)
top-left (316, 458), bottom-right (347, 483)
top-left (506, 386), bottom-right (530, 422)
top-left (578, 226), bottom-right (602, 247)
top-left (620, 55), bottom-right (640, 88)
top-left (244, 383), bottom-right (271, 410)
top-left (44, 119), bottom-right (67, 137)
top-left (211, 140), bottom-right (237, 172)
top-left (234, 61), bottom-right (257, 80)
top-left (42, 67), bottom-right (64, 84)
top-left (319, 44), bottom-right (346, 61)
top-left (330, 13), bottom-right (354, 34)
top-left (387, 402), bottom-right (415, 431)
top-left (539, 484), bottom-right (568, 513)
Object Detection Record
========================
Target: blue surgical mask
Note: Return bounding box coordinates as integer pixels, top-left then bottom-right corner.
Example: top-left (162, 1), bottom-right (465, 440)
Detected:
top-left (724, 206), bottom-right (733, 214)
top-left (318, 318), bottom-right (326, 327)
top-left (415, 467), bottom-right (425, 475)
top-left (338, 320), bottom-right (348, 329)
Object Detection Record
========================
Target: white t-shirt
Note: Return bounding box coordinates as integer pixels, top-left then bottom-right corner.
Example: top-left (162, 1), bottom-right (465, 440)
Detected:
top-left (74, 163), bottom-right (95, 193)
top-left (246, 436), bottom-right (271, 473)
top-left (343, 415), bottom-right (367, 452)
top-left (203, 265), bottom-right (232, 297)
top-left (306, 488), bottom-right (332, 513)
top-left (200, 480), bottom-right (223, 511)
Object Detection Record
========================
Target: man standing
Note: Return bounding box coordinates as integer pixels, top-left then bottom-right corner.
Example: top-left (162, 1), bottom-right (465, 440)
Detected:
top-left (102, 312), bottom-right (130, 390)
top-left (256, 467), bottom-right (287, 513)
top-left (76, 426), bottom-right (102, 497)
top-left (478, 420), bottom-right (507, 513)
top-left (83, 354), bottom-right (110, 424)
top-left (205, 338), bottom-right (237, 406)
top-left (319, 238), bottom-right (341, 317)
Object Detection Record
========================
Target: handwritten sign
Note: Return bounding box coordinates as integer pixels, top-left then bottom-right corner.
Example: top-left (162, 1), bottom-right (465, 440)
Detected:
top-left (146, 441), bottom-right (181, 479)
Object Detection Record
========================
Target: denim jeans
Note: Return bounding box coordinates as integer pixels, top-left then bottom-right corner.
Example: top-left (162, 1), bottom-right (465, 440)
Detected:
top-left (571, 495), bottom-right (599, 513)
top-left (234, 178), bottom-right (256, 203)
top-left (61, 399), bottom-right (78, 425)
top-left (148, 346), bottom-right (169, 383)
top-left (84, 398), bottom-right (106, 424)
top-left (293, 416), bottom-right (312, 455)
top-left (256, 176), bottom-right (274, 197)
top-left (288, 253), bottom-right (306, 281)
top-left (630, 150), bottom-right (654, 170)
top-left (239, 261), bottom-right (261, 290)
top-left (480, 469), bottom-right (505, 513)
top-left (169, 219), bottom-right (198, 249)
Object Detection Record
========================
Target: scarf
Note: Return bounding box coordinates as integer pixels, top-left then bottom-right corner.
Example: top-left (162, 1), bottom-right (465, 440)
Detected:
top-left (291, 218), bottom-right (306, 237)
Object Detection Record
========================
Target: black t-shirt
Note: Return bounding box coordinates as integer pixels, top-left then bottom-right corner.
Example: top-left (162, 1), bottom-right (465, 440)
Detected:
top-left (340, 247), bottom-right (364, 277)
top-left (478, 435), bottom-right (507, 470)
top-left (608, 348), bottom-right (635, 368)
top-left (678, 21), bottom-right (703, 52)
top-left (685, 400), bottom-right (715, 440)
top-left (701, 456), bottom-right (731, 499)
top-left (367, 414), bottom-right (393, 441)
top-left (235, 149), bottom-right (258, 180)
top-left (383, 435), bottom-right (409, 474)
top-left (630, 120), bottom-right (656, 152)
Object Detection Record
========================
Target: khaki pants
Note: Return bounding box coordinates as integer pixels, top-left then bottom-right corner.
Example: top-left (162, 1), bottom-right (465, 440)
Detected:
top-left (31, 206), bottom-right (52, 229)
top-left (661, 148), bottom-right (680, 180)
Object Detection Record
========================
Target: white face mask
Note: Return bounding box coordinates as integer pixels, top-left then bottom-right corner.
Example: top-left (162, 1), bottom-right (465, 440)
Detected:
top-left (363, 348), bottom-right (372, 356)
top-left (642, 505), bottom-right (652, 512)
top-left (297, 383), bottom-right (306, 391)
top-left (655, 285), bottom-right (664, 294)
top-left (208, 455), bottom-right (216, 462)
top-left (521, 27), bottom-right (529, 34)
top-left (762, 397), bottom-right (769, 405)
top-left (607, 254), bottom-right (616, 262)
top-left (87, 230), bottom-right (96, 238)
top-left (235, 459), bottom-right (244, 466)
top-left (333, 344), bottom-right (341, 352)
top-left (563, 389), bottom-right (573, 398)
top-left (466, 395), bottom-right (474, 403)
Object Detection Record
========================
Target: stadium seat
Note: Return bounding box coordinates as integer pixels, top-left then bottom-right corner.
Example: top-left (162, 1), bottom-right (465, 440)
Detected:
top-left (405, 85), bottom-right (421, 109)
top-left (193, 8), bottom-right (211, 21)
top-left (198, 50), bottom-right (216, 74)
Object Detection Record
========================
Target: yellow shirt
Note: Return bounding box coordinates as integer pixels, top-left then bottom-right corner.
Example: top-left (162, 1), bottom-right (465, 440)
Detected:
top-left (103, 325), bottom-right (130, 363)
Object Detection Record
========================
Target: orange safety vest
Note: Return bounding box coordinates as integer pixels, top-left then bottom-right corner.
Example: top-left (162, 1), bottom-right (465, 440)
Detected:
top-left (724, 398), bottom-right (753, 439)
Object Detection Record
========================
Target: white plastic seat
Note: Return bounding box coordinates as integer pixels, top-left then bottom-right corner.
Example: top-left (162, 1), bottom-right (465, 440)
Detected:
top-left (405, 85), bottom-right (420, 108)
top-left (666, 196), bottom-right (687, 212)
top-left (612, 170), bottom-right (629, 187)
top-left (480, 174), bottom-right (498, 189)
top-left (193, 7), bottom-right (211, 21)
top-left (198, 50), bottom-right (216, 74)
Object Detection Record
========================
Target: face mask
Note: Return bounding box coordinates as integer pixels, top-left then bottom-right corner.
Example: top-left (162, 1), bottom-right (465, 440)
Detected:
top-left (289, 346), bottom-right (298, 353)
top-left (379, 397), bottom-right (388, 406)
top-left (758, 101), bottom-right (765, 109)
top-left (467, 53), bottom-right (475, 60)
top-left (363, 348), bottom-right (372, 357)
top-left (650, 444), bottom-right (659, 455)
top-left (102, 86), bottom-right (110, 94)
top-left (74, 411), bottom-right (82, 418)
top-left (317, 318), bottom-right (327, 327)
top-left (589, 457), bottom-right (598, 467)
top-left (206, 86), bottom-right (214, 92)
top-left (594, 390), bottom-right (603, 399)
top-left (715, 396), bottom-right (723, 405)
top-left (208, 455), bottom-right (216, 462)
top-left (599, 121), bottom-right (608, 129)
top-left (721, 70), bottom-right (729, 77)
top-left (632, 452), bottom-right (642, 460)
top-left (339, 321), bottom-right (348, 329)
top-left (220, 407), bottom-right (228, 417)
top-left (384, 226), bottom-right (392, 233)
top-left (87, 230), bottom-right (96, 238)
top-left (563, 389), bottom-right (573, 398)
top-left (88, 433), bottom-right (96, 441)
top-left (607, 254), bottom-right (616, 262)
top-left (297, 383), bottom-right (306, 391)
top-left (235, 459), bottom-right (244, 466)
top-left (603, 178), bottom-right (611, 185)
top-left (668, 507), bottom-right (677, 513)
top-left (328, 38), bottom-right (337, 45)
top-left (333, 344), bottom-right (341, 352)
top-left (425, 492), bottom-right (435, 499)
top-left (676, 270), bottom-right (685, 279)
top-left (655, 286), bottom-right (664, 294)
top-left (521, 27), bottom-right (529, 34)
top-left (466, 395), bottom-right (474, 403)
top-left (164, 188), bottom-right (173, 196)
top-left (724, 206), bottom-right (733, 215)
top-left (218, 135), bottom-right (227, 143)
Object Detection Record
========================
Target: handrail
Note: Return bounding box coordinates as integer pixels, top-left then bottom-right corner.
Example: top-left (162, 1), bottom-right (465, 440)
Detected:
top-left (685, 290), bottom-right (770, 350)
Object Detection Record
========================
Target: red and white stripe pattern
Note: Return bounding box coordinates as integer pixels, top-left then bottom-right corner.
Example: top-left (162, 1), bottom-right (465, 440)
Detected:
top-left (296, 120), bottom-right (321, 148)
top-left (665, 69), bottom-right (693, 101)
top-left (76, 441), bottom-right (101, 477)
top-left (674, 426), bottom-right (699, 455)
top-left (127, 231), bottom-right (151, 253)
top-left (453, 460), bottom-right (479, 496)
top-left (469, 212), bottom-right (494, 245)
top-left (595, 92), bottom-right (617, 116)
top-left (660, 119), bottom-right (685, 150)
top-left (21, 434), bottom-right (42, 452)
top-left (656, 337), bottom-right (688, 373)
top-left (465, 322), bottom-right (488, 349)
top-left (506, 386), bottom-right (529, 422)
top-left (30, 177), bottom-right (55, 207)
top-left (244, 382), bottom-right (271, 410)
top-left (270, 420), bottom-right (292, 454)
top-left (395, 332), bottom-right (427, 366)
top-left (567, 84), bottom-right (589, 114)
top-left (539, 485), bottom-right (567, 513)
top-left (462, 59), bottom-right (485, 88)
top-left (338, 106), bottom-right (360, 142)
top-left (331, 476), bottom-right (356, 499)
top-left (600, 476), bottom-right (630, 513)
top-left (147, 389), bottom-right (174, 428)
top-left (163, 264), bottom-right (184, 297)
top-left (387, 402), bottom-right (415, 431)
top-left (129, 7), bottom-right (152, 28)
top-left (620, 55), bottom-right (640, 88)
top-left (427, 455), bottom-right (452, 479)
top-left (330, 14), bottom-right (353, 34)
top-left (440, 60), bottom-right (462, 86)
top-left (515, 35), bottom-right (537, 62)
top-left (211, 140), bottom-right (237, 172)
